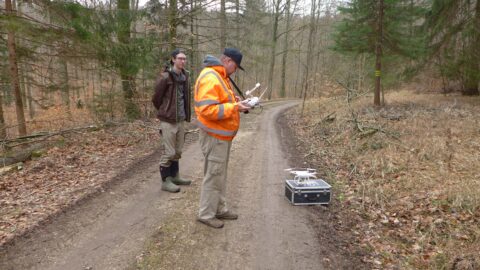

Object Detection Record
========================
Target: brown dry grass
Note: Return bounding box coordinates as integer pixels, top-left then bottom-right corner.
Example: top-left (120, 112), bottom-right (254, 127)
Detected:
top-left (288, 89), bottom-right (480, 269)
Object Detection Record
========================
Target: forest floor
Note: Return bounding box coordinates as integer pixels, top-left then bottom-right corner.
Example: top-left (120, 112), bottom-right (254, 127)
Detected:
top-left (1, 88), bottom-right (479, 269)
top-left (287, 88), bottom-right (480, 269)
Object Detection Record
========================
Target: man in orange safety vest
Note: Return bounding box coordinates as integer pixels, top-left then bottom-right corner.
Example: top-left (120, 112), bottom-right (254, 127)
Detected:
top-left (194, 48), bottom-right (251, 228)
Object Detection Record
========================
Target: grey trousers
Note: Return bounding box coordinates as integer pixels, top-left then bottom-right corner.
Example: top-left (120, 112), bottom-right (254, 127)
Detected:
top-left (159, 121), bottom-right (185, 167)
top-left (198, 129), bottom-right (232, 219)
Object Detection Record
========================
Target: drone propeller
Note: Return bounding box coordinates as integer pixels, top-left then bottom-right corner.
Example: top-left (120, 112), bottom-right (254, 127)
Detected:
top-left (245, 83), bottom-right (261, 97)
top-left (258, 87), bottom-right (269, 100)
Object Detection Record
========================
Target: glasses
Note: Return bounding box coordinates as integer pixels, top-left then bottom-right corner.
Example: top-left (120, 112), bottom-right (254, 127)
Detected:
top-left (176, 57), bottom-right (187, 61)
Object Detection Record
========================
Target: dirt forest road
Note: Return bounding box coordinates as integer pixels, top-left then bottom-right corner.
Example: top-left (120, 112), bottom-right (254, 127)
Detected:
top-left (1, 100), bottom-right (328, 270)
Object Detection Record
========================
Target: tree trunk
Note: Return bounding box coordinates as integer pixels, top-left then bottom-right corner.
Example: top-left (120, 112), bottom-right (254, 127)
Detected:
top-left (195, 2), bottom-right (200, 75)
top-left (358, 54), bottom-right (365, 92)
top-left (267, 0), bottom-right (281, 99)
top-left (90, 63), bottom-right (95, 94)
top-left (235, 0), bottom-right (240, 45)
top-left (294, 54), bottom-right (301, 97)
top-left (301, 0), bottom-right (318, 116)
top-left (312, 3), bottom-right (324, 98)
top-left (220, 0), bottom-right (227, 50)
top-left (25, 65), bottom-right (35, 119)
top-left (280, 0), bottom-right (291, 98)
top-left (20, 62), bottom-right (27, 112)
top-left (121, 74), bottom-right (139, 119)
top-left (168, 0), bottom-right (178, 50)
top-left (118, 0), bottom-right (140, 119)
top-left (6, 0), bottom-right (27, 136)
top-left (61, 59), bottom-right (70, 107)
top-left (189, 0), bottom-right (197, 79)
top-left (463, 0), bottom-right (480, 95)
top-left (0, 92), bottom-right (6, 140)
top-left (17, 1), bottom-right (30, 118)
top-left (74, 64), bottom-right (80, 99)
top-left (294, 25), bottom-right (306, 98)
top-left (132, 0), bottom-right (139, 12)
top-left (374, 0), bottom-right (384, 106)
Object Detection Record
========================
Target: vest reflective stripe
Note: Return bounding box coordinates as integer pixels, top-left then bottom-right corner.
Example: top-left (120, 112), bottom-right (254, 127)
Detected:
top-left (195, 70), bottom-right (233, 102)
top-left (196, 120), bottom-right (237, 136)
top-left (195, 99), bottom-right (219, 107)
top-left (218, 104), bottom-right (224, 120)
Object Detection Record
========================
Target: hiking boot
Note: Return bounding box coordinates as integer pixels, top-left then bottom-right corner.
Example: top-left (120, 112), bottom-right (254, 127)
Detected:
top-left (215, 211), bottom-right (238, 220)
top-left (161, 177), bottom-right (180, 193)
top-left (196, 217), bottom-right (224, 228)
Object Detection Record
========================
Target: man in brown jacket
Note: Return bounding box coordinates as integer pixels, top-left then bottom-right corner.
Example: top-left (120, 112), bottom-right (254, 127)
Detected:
top-left (152, 49), bottom-right (192, 193)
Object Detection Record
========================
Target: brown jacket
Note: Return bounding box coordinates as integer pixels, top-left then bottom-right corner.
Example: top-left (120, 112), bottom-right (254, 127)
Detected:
top-left (152, 68), bottom-right (191, 123)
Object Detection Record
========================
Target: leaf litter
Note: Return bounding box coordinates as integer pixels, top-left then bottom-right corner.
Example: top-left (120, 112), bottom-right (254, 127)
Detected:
top-left (0, 120), bottom-right (163, 247)
top-left (286, 90), bottom-right (480, 269)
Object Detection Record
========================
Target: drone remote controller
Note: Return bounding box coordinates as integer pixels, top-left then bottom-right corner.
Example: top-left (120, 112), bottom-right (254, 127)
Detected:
top-left (244, 96), bottom-right (260, 107)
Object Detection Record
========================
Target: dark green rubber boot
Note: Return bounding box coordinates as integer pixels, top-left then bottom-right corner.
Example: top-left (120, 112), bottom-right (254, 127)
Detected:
top-left (162, 176), bottom-right (180, 193)
top-left (160, 165), bottom-right (180, 193)
top-left (171, 161), bottom-right (191, 186)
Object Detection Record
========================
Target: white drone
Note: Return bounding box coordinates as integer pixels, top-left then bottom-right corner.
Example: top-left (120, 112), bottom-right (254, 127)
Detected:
top-left (284, 168), bottom-right (317, 181)
top-left (242, 83), bottom-right (268, 108)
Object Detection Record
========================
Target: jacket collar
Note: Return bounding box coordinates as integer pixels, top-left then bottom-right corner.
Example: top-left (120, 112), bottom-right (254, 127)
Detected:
top-left (162, 63), bottom-right (188, 78)
top-left (203, 55), bottom-right (227, 78)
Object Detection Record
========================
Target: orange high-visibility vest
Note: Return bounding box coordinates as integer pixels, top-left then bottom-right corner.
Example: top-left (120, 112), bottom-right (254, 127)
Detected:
top-left (194, 65), bottom-right (240, 141)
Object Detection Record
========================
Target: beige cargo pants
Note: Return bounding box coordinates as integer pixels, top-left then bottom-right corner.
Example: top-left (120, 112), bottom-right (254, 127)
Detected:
top-left (198, 129), bottom-right (232, 219)
top-left (159, 121), bottom-right (185, 167)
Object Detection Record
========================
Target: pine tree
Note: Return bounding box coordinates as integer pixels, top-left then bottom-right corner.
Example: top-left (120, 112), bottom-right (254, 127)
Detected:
top-left (333, 0), bottom-right (426, 105)
top-left (168, 0), bottom-right (178, 50)
top-left (426, 0), bottom-right (480, 95)
top-left (117, 0), bottom-right (142, 119)
top-left (58, 1), bottom-right (154, 119)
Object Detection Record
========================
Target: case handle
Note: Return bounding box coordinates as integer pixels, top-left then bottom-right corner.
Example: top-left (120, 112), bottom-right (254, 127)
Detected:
top-left (305, 194), bottom-right (321, 201)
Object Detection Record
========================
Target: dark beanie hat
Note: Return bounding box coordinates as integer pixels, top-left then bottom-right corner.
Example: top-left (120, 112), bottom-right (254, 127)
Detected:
top-left (223, 48), bottom-right (244, 71)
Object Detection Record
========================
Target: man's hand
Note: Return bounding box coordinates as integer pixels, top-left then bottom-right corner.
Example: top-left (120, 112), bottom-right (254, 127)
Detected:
top-left (234, 95), bottom-right (242, 102)
top-left (237, 102), bottom-right (251, 112)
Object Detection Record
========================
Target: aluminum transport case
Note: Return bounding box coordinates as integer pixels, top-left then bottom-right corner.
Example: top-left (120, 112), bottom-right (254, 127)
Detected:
top-left (285, 179), bottom-right (331, 205)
